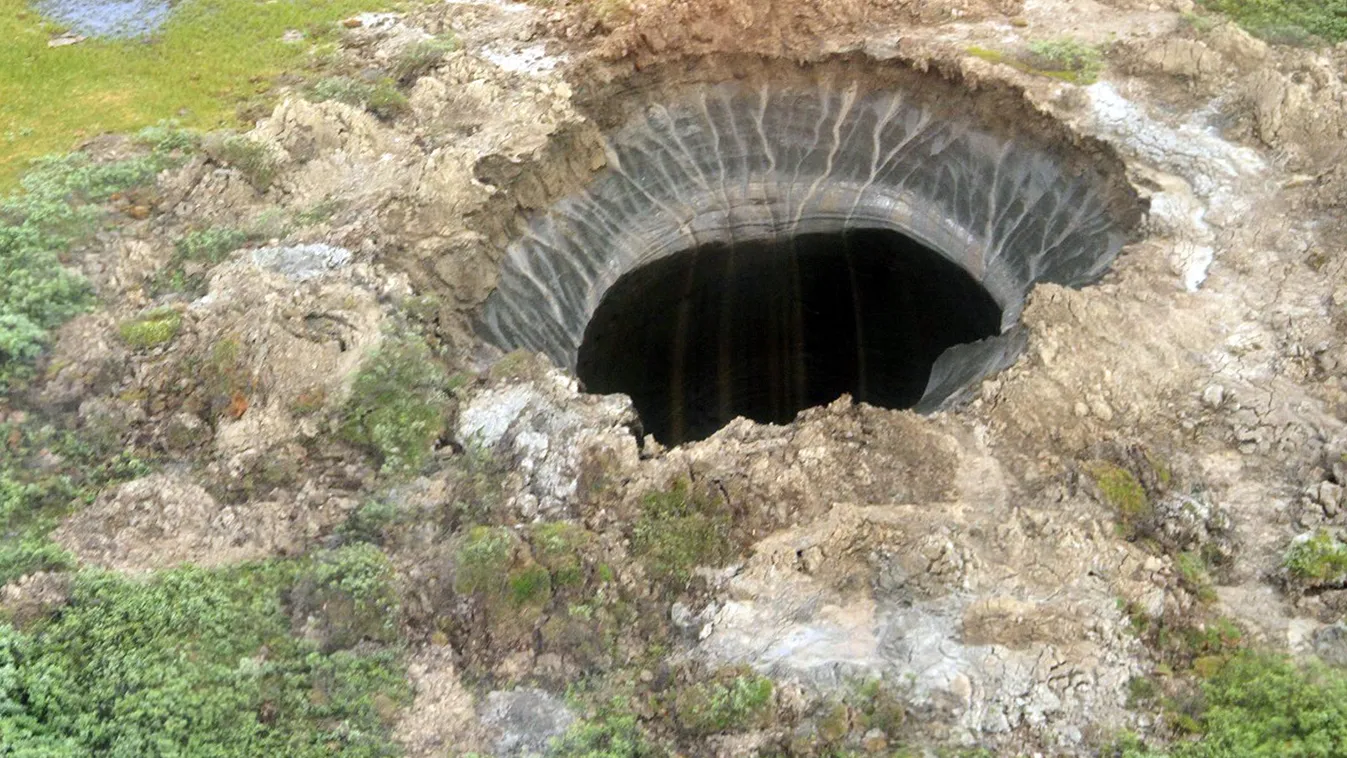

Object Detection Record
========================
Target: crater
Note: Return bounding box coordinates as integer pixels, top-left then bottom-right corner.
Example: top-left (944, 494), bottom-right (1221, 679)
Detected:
top-left (478, 58), bottom-right (1141, 444)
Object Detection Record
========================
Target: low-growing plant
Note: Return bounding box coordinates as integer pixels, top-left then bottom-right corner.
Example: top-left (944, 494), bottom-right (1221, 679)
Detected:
top-left (1175, 551), bottom-right (1218, 604)
top-left (307, 76), bottom-right (411, 121)
top-left (1284, 529), bottom-right (1347, 587)
top-left (152, 226), bottom-right (255, 295)
top-left (550, 696), bottom-right (656, 757)
top-left (631, 478), bottom-right (733, 590)
top-left (392, 36), bottom-right (461, 85)
top-left (1113, 652), bottom-right (1347, 757)
top-left (0, 420), bottom-right (153, 585)
top-left (341, 334), bottom-right (451, 474)
top-left (671, 668), bottom-right (775, 736)
top-left (0, 150), bottom-right (178, 387)
top-left (117, 307), bottom-right (182, 349)
top-left (1026, 38), bottom-right (1105, 83)
top-left (213, 135), bottom-right (279, 191)
top-left (0, 562), bottom-right (408, 755)
top-left (1202, 0), bottom-right (1347, 44)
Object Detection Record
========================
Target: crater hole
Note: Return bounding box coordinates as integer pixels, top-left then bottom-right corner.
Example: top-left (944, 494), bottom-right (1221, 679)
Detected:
top-left (576, 229), bottom-right (1003, 445)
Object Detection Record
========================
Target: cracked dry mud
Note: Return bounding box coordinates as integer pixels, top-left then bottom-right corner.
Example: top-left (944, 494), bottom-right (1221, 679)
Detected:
top-left (7, 0), bottom-right (1347, 755)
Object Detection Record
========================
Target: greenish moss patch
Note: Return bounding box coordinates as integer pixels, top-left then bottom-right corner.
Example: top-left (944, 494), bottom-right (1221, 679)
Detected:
top-left (117, 307), bottom-right (182, 349)
top-left (632, 478), bottom-right (733, 590)
top-left (341, 334), bottom-right (451, 474)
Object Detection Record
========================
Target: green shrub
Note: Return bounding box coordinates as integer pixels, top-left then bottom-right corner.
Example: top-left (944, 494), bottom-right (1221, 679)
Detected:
top-left (0, 562), bottom-right (408, 756)
top-left (0, 421), bottom-right (153, 586)
top-left (1026, 38), bottom-right (1105, 83)
top-left (632, 479), bottom-right (732, 589)
top-left (1202, 0), bottom-right (1347, 43)
top-left (214, 135), bottom-right (278, 191)
top-left (291, 544), bottom-right (402, 651)
top-left (1284, 529), bottom-right (1347, 586)
top-left (1117, 652), bottom-right (1347, 757)
top-left (1176, 551), bottom-right (1218, 604)
top-left (341, 334), bottom-right (451, 474)
top-left (392, 36), bottom-right (461, 85)
top-left (117, 307), bottom-right (182, 349)
top-left (0, 150), bottom-right (177, 387)
top-left (307, 76), bottom-right (411, 120)
top-left (152, 226), bottom-right (254, 295)
top-left (672, 670), bottom-right (774, 736)
top-left (551, 697), bottom-right (656, 758)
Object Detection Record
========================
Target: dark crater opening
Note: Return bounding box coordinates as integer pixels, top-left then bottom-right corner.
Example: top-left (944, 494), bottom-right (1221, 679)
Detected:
top-left (577, 229), bottom-right (1002, 444)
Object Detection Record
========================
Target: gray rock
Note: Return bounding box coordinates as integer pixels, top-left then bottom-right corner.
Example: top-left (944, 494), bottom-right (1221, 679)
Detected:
top-left (251, 243), bottom-right (352, 282)
top-left (479, 688), bottom-right (576, 757)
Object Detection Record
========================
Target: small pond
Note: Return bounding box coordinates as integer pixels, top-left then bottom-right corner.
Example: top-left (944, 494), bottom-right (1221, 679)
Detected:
top-left (33, 0), bottom-right (173, 38)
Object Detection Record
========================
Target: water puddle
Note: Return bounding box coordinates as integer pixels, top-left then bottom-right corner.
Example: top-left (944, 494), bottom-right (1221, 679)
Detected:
top-left (33, 0), bottom-right (172, 38)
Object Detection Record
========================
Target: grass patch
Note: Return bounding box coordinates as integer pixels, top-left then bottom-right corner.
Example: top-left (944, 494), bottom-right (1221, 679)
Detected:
top-left (0, 560), bottom-right (408, 755)
top-left (117, 307), bottom-right (182, 349)
top-left (967, 37), bottom-right (1105, 84)
top-left (391, 35), bottom-right (460, 86)
top-left (1202, 0), bottom-right (1347, 44)
top-left (341, 333), bottom-right (451, 474)
top-left (306, 76), bottom-right (410, 121)
top-left (0, 0), bottom-right (411, 190)
top-left (207, 134), bottom-right (279, 191)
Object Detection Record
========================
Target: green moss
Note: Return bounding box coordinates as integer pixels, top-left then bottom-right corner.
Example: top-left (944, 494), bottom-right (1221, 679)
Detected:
top-left (1284, 529), bottom-right (1347, 585)
top-left (632, 478), bottom-right (733, 590)
top-left (117, 307), bottom-right (182, 349)
top-left (307, 76), bottom-right (410, 120)
top-left (672, 669), bottom-right (774, 736)
top-left (1086, 461), bottom-right (1151, 524)
top-left (341, 334), bottom-right (451, 474)
top-left (0, 561), bottom-right (408, 755)
top-left (1202, 0), bottom-right (1347, 43)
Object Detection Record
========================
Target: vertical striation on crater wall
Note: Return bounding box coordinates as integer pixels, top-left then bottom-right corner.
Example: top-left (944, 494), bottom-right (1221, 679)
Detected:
top-left (479, 60), bottom-right (1137, 421)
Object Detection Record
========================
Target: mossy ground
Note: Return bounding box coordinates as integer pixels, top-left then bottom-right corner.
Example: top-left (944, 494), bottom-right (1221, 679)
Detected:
top-left (0, 0), bottom-right (409, 189)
